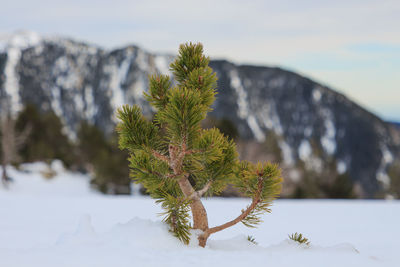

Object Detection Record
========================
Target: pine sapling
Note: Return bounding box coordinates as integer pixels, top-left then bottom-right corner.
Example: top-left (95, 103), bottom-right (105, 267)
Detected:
top-left (289, 232), bottom-right (310, 246)
top-left (247, 235), bottom-right (258, 245)
top-left (117, 42), bottom-right (282, 247)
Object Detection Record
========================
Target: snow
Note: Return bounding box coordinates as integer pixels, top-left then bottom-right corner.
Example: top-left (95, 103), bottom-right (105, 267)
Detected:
top-left (312, 88), bottom-right (322, 102)
top-left (0, 162), bottom-right (399, 267)
top-left (376, 145), bottom-right (394, 189)
top-left (0, 161), bottom-right (92, 197)
top-left (298, 139), bottom-right (323, 172)
top-left (136, 49), bottom-right (149, 71)
top-left (119, 51), bottom-right (133, 81)
top-left (1, 31), bottom-right (42, 115)
top-left (105, 47), bottom-right (154, 121)
top-left (132, 74), bottom-right (147, 101)
top-left (0, 31), bottom-right (41, 52)
top-left (337, 160), bottom-right (348, 174)
top-left (247, 115), bottom-right (265, 142)
top-left (279, 139), bottom-right (295, 166)
top-left (299, 139), bottom-right (312, 161)
top-left (84, 85), bottom-right (97, 122)
top-left (49, 84), bottom-right (63, 118)
top-left (230, 69), bottom-right (250, 119)
top-left (4, 47), bottom-right (22, 113)
top-left (53, 57), bottom-right (80, 91)
top-left (154, 55), bottom-right (171, 75)
top-left (320, 109), bottom-right (337, 155)
top-left (106, 49), bottom-right (135, 117)
top-left (304, 126), bottom-right (313, 137)
top-left (3, 47), bottom-right (23, 114)
top-left (258, 103), bottom-right (297, 166)
top-left (51, 56), bottom-right (76, 118)
top-left (260, 103), bottom-right (284, 135)
top-left (229, 69), bottom-right (266, 142)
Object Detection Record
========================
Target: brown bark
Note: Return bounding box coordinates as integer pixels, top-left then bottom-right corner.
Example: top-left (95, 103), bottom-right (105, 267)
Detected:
top-left (190, 180), bottom-right (212, 199)
top-left (151, 150), bottom-right (169, 163)
top-left (206, 183), bottom-right (262, 235)
top-left (198, 233), bottom-right (209, 248)
top-left (178, 177), bottom-right (209, 231)
top-left (1, 113), bottom-right (31, 188)
top-left (168, 142), bottom-right (210, 246)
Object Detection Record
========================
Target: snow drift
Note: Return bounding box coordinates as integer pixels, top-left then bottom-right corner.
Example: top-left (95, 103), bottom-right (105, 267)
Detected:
top-left (0, 162), bottom-right (398, 267)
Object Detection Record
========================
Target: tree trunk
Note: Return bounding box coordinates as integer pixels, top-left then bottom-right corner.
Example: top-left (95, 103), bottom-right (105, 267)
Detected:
top-left (1, 116), bottom-right (10, 188)
top-left (0, 113), bottom-right (30, 188)
top-left (198, 232), bottom-right (210, 247)
top-left (170, 144), bottom-right (211, 247)
top-left (190, 198), bottom-right (209, 231)
top-left (177, 177), bottom-right (210, 247)
top-left (1, 161), bottom-right (8, 188)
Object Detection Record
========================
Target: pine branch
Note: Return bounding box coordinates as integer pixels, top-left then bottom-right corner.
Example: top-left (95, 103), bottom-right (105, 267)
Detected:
top-left (197, 180), bottom-right (213, 197)
top-left (206, 178), bottom-right (263, 235)
top-left (156, 190), bottom-right (192, 244)
top-left (189, 180), bottom-right (213, 200)
top-left (152, 150), bottom-right (169, 164)
top-left (144, 74), bottom-right (171, 110)
top-left (184, 149), bottom-right (200, 155)
top-left (117, 105), bottom-right (162, 151)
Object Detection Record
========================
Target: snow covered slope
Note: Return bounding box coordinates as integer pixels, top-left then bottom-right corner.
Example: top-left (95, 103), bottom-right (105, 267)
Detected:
top-left (0, 161), bottom-right (93, 196)
top-left (0, 164), bottom-right (399, 267)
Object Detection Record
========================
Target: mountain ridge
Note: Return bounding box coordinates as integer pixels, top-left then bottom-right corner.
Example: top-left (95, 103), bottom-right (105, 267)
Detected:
top-left (0, 32), bottom-right (399, 198)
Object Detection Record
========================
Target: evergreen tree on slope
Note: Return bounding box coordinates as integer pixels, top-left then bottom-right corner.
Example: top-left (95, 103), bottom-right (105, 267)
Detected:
top-left (117, 43), bottom-right (282, 247)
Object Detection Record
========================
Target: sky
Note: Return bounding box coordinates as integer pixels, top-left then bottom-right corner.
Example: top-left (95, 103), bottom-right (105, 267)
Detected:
top-left (1, 0), bottom-right (399, 121)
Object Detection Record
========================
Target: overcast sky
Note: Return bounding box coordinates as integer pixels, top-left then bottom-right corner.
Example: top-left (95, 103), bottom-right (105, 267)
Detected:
top-left (1, 0), bottom-right (399, 121)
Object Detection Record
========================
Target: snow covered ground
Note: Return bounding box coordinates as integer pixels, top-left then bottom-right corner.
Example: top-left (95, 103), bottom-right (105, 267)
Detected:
top-left (0, 162), bottom-right (399, 267)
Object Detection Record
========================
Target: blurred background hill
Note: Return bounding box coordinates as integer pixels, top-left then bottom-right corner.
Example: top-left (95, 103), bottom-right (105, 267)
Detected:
top-left (0, 32), bottom-right (399, 198)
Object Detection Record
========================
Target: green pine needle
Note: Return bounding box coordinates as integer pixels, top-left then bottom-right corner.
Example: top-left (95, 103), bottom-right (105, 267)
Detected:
top-left (156, 190), bottom-right (192, 244)
top-left (288, 232), bottom-right (311, 246)
top-left (247, 235), bottom-right (258, 245)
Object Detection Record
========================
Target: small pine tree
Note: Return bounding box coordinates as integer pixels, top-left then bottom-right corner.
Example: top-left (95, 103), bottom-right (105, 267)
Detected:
top-left (77, 121), bottom-right (130, 194)
top-left (15, 104), bottom-right (74, 166)
top-left (288, 232), bottom-right (310, 246)
top-left (117, 43), bottom-right (282, 247)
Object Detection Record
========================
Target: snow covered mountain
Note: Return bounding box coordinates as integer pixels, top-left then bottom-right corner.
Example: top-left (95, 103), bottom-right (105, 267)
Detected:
top-left (0, 31), bottom-right (399, 198)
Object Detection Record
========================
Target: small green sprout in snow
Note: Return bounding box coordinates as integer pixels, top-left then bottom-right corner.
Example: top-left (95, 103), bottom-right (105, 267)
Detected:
top-left (247, 235), bottom-right (258, 245)
top-left (289, 232), bottom-right (310, 246)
